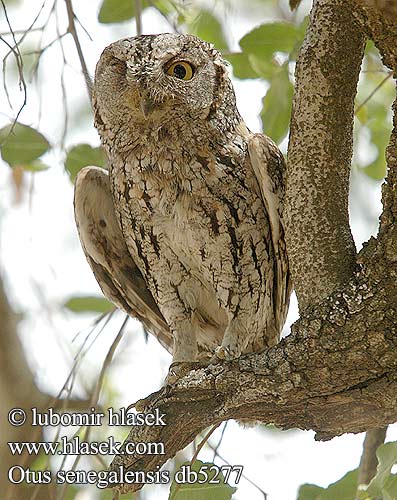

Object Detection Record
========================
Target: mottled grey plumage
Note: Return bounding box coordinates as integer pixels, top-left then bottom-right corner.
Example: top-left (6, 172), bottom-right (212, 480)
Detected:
top-left (74, 33), bottom-right (291, 376)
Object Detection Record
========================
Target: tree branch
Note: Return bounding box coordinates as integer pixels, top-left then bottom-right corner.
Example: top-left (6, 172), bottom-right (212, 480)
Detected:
top-left (64, 0), bottom-right (92, 101)
top-left (110, 257), bottom-right (397, 493)
top-left (107, 0), bottom-right (397, 495)
top-left (285, 0), bottom-right (365, 312)
top-left (135, 0), bottom-right (143, 36)
top-left (356, 427), bottom-right (387, 493)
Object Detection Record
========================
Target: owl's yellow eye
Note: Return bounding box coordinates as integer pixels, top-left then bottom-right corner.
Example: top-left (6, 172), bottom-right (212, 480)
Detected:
top-left (166, 61), bottom-right (194, 81)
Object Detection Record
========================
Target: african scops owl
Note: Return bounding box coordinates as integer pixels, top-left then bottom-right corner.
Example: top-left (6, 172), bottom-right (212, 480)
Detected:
top-left (74, 33), bottom-right (291, 381)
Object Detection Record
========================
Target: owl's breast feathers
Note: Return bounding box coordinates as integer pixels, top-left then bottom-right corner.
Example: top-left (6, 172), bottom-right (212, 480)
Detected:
top-left (107, 121), bottom-right (290, 348)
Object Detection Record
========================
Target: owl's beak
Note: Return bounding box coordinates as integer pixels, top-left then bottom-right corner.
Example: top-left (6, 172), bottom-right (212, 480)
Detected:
top-left (139, 94), bottom-right (156, 119)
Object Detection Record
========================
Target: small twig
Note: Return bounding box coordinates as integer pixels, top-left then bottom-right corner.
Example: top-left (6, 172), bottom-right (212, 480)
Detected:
top-left (356, 427), bottom-right (388, 498)
top-left (1, 0), bottom-right (46, 107)
top-left (206, 439), bottom-right (268, 499)
top-left (190, 424), bottom-right (220, 465)
top-left (135, 0), bottom-right (143, 35)
top-left (361, 69), bottom-right (391, 73)
top-left (74, 13), bottom-right (93, 42)
top-left (355, 72), bottom-right (392, 114)
top-left (0, 27), bottom-right (43, 36)
top-left (54, 5), bottom-right (69, 147)
top-left (59, 316), bottom-right (128, 500)
top-left (2, 0), bottom-right (46, 59)
top-left (170, 423), bottom-right (220, 500)
top-left (64, 0), bottom-right (92, 102)
top-left (24, 32), bottom-right (68, 56)
top-left (91, 315), bottom-right (128, 406)
top-left (212, 421), bottom-right (228, 461)
top-left (0, 0), bottom-right (27, 128)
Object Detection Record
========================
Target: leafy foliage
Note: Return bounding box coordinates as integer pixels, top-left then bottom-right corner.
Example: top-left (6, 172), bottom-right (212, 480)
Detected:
top-left (358, 441), bottom-right (397, 500)
top-left (64, 144), bottom-right (107, 182)
top-left (260, 64), bottom-right (294, 144)
top-left (299, 442), bottom-right (397, 500)
top-left (352, 42), bottom-right (393, 180)
top-left (239, 21), bottom-right (302, 60)
top-left (298, 469), bottom-right (359, 500)
top-left (98, 0), bottom-right (175, 24)
top-left (231, 20), bottom-right (306, 143)
top-left (169, 460), bottom-right (237, 500)
top-left (0, 123), bottom-right (50, 170)
top-left (187, 9), bottom-right (229, 50)
top-left (98, 0), bottom-right (145, 23)
top-left (298, 483), bottom-right (326, 500)
top-left (224, 53), bottom-right (259, 80)
top-left (64, 295), bottom-right (114, 314)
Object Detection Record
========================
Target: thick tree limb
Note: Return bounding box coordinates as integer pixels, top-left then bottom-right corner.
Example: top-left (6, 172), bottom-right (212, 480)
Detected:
top-left (110, 252), bottom-right (397, 494)
top-left (348, 0), bottom-right (397, 73)
top-left (285, 0), bottom-right (365, 311)
top-left (109, 0), bottom-right (397, 494)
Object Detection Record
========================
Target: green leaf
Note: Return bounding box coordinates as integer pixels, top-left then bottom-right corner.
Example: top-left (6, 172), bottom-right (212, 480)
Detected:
top-left (298, 470), bottom-right (359, 500)
top-left (188, 9), bottom-right (228, 51)
top-left (0, 123), bottom-right (50, 168)
top-left (297, 483), bottom-right (325, 500)
top-left (98, 0), bottom-right (148, 23)
top-left (260, 65), bottom-right (293, 144)
top-left (224, 53), bottom-right (279, 81)
top-left (318, 469), bottom-right (359, 500)
top-left (152, 0), bottom-right (174, 17)
top-left (366, 442), bottom-right (397, 500)
top-left (362, 153), bottom-right (387, 180)
top-left (65, 144), bottom-right (106, 182)
top-left (239, 22), bottom-right (300, 60)
top-left (22, 160), bottom-right (50, 172)
top-left (64, 296), bottom-right (114, 314)
top-left (248, 54), bottom-right (280, 80)
top-left (169, 460), bottom-right (237, 500)
top-left (224, 53), bottom-right (258, 80)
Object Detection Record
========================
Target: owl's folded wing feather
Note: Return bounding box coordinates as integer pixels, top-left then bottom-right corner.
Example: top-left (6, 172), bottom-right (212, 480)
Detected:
top-left (247, 133), bottom-right (292, 332)
top-left (74, 166), bottom-right (173, 353)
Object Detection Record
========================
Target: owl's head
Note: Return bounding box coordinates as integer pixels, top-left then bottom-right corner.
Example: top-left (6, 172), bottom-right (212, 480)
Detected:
top-left (93, 33), bottom-right (239, 143)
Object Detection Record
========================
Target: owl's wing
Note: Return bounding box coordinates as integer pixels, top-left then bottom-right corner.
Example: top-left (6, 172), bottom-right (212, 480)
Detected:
top-left (74, 166), bottom-right (173, 353)
top-left (247, 133), bottom-right (292, 332)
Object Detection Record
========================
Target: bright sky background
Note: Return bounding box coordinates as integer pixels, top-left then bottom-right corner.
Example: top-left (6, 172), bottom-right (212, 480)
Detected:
top-left (0, 1), bottom-right (395, 499)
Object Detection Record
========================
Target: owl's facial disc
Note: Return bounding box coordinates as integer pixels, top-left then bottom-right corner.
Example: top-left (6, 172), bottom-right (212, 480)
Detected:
top-left (137, 60), bottom-right (196, 119)
top-left (94, 34), bottom-right (230, 126)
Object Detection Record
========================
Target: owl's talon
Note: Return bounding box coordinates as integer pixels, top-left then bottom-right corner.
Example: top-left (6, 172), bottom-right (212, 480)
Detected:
top-left (165, 361), bottom-right (209, 385)
top-left (214, 345), bottom-right (240, 361)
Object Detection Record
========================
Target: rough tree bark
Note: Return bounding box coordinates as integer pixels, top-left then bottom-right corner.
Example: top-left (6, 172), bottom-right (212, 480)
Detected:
top-left (285, 0), bottom-right (364, 310)
top-left (109, 0), bottom-right (397, 494)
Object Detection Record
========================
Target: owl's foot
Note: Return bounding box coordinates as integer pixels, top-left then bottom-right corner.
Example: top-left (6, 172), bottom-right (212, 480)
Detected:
top-left (165, 360), bottom-right (210, 385)
top-left (213, 343), bottom-right (241, 361)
